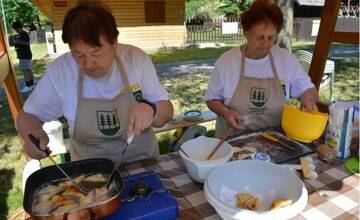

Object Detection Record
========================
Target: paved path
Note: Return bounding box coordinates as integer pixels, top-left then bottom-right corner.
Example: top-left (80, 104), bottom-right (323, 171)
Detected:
top-left (155, 59), bottom-right (215, 77)
top-left (328, 46), bottom-right (359, 60)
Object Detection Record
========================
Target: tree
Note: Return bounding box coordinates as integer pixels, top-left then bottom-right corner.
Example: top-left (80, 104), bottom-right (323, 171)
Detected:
top-left (275, 0), bottom-right (294, 51)
top-left (185, 0), bottom-right (223, 20)
top-left (1, 0), bottom-right (50, 33)
top-left (216, 0), bottom-right (253, 17)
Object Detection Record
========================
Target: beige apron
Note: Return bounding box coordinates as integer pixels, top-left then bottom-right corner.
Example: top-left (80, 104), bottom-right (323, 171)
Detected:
top-left (70, 54), bottom-right (159, 162)
top-left (215, 47), bottom-right (286, 138)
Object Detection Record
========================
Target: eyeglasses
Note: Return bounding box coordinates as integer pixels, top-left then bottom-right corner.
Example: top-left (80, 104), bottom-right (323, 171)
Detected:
top-left (253, 34), bottom-right (278, 43)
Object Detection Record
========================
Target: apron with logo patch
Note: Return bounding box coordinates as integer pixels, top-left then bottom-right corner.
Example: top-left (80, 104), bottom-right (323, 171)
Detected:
top-left (70, 54), bottom-right (159, 162)
top-left (215, 47), bottom-right (286, 138)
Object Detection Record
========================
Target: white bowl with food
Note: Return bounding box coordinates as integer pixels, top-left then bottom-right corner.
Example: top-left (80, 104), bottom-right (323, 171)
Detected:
top-left (204, 160), bottom-right (308, 220)
top-left (179, 136), bottom-right (234, 183)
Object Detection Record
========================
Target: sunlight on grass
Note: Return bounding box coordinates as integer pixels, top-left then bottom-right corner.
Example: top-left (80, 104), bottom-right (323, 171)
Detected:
top-left (319, 58), bottom-right (359, 103)
top-left (148, 45), bottom-right (240, 64)
top-left (8, 43), bottom-right (56, 80)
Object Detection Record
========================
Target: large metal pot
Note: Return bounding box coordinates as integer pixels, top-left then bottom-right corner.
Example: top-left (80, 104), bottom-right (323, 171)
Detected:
top-left (23, 158), bottom-right (124, 220)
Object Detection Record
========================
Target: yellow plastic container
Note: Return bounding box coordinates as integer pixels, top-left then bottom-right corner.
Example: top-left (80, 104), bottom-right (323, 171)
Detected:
top-left (281, 104), bottom-right (329, 143)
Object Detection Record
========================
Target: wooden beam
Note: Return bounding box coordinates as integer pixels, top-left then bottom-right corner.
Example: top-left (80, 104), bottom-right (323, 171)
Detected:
top-left (0, 22), bottom-right (23, 123)
top-left (332, 31), bottom-right (360, 44)
top-left (3, 67), bottom-right (23, 123)
top-left (0, 53), bottom-right (9, 84)
top-left (0, 19), bottom-right (29, 160)
top-left (309, 0), bottom-right (341, 89)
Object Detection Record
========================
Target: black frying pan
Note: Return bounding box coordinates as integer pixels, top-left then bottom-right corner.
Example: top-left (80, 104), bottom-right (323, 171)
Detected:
top-left (23, 158), bottom-right (124, 220)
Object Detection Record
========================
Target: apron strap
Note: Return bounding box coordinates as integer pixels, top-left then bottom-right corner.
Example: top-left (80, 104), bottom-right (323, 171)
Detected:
top-left (114, 53), bottom-right (132, 94)
top-left (76, 52), bottom-right (133, 100)
top-left (77, 68), bottom-right (84, 99)
top-left (240, 45), bottom-right (279, 80)
top-left (268, 51), bottom-right (280, 80)
top-left (240, 46), bottom-right (246, 79)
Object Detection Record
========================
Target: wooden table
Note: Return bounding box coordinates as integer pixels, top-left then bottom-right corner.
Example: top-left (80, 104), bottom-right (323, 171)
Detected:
top-left (118, 152), bottom-right (359, 220)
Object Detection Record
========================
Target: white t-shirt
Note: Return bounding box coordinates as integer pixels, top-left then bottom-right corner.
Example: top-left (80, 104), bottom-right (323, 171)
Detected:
top-left (205, 46), bottom-right (315, 105)
top-left (24, 44), bottom-right (169, 135)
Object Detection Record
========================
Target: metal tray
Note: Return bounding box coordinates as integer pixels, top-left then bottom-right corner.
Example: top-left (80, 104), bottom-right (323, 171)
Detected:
top-left (227, 131), bottom-right (315, 164)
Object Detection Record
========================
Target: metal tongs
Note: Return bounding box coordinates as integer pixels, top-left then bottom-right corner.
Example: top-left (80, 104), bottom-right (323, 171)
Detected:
top-left (28, 134), bottom-right (90, 195)
top-left (105, 133), bottom-right (134, 189)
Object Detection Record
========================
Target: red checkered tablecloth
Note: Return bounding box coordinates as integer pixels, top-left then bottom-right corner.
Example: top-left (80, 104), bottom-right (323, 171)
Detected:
top-left (119, 153), bottom-right (359, 220)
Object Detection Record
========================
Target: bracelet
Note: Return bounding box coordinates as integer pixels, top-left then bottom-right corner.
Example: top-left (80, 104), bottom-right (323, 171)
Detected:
top-left (139, 99), bottom-right (157, 116)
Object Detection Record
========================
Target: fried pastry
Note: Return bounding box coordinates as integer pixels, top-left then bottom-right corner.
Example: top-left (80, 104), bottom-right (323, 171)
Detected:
top-left (270, 198), bottom-right (293, 210)
top-left (236, 193), bottom-right (260, 211)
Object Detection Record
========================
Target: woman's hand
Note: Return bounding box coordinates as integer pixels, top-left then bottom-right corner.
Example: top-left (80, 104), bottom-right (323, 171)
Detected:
top-left (224, 109), bottom-right (247, 131)
top-left (206, 100), bottom-right (246, 131)
top-left (127, 103), bottom-right (154, 137)
top-left (16, 110), bottom-right (50, 159)
top-left (300, 87), bottom-right (319, 112)
top-left (25, 129), bottom-right (50, 159)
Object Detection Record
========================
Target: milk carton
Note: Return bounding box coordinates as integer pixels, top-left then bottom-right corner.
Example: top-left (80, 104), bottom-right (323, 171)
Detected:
top-left (325, 101), bottom-right (357, 159)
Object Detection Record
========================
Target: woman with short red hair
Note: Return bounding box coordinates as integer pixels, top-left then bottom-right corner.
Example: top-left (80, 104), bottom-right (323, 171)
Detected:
top-left (206, 0), bottom-right (318, 137)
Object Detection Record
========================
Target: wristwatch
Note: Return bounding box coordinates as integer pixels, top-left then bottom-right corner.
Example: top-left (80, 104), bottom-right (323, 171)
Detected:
top-left (139, 99), bottom-right (157, 116)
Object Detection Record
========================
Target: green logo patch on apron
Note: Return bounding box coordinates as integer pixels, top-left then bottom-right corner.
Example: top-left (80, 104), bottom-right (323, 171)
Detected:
top-left (97, 110), bottom-right (120, 136)
top-left (132, 89), bottom-right (143, 102)
top-left (250, 87), bottom-right (266, 107)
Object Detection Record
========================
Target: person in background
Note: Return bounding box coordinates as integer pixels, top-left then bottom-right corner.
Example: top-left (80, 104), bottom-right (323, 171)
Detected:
top-left (12, 21), bottom-right (34, 93)
top-left (16, 1), bottom-right (173, 163)
top-left (205, 0), bottom-right (318, 138)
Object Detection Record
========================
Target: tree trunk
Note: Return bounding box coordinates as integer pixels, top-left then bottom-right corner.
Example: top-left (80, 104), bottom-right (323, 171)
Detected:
top-left (275, 0), bottom-right (294, 52)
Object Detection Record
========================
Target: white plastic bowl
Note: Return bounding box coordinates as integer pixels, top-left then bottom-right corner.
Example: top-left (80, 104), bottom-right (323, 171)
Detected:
top-left (204, 160), bottom-right (308, 220)
top-left (179, 136), bottom-right (234, 183)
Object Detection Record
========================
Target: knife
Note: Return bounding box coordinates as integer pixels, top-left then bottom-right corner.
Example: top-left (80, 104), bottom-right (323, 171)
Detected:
top-left (259, 132), bottom-right (296, 151)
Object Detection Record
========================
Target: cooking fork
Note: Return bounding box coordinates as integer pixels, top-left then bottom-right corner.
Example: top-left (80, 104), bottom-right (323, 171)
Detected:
top-left (105, 133), bottom-right (134, 189)
top-left (28, 134), bottom-right (90, 195)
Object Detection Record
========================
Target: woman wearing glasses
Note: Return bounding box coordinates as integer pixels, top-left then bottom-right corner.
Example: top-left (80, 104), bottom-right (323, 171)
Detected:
top-left (205, 0), bottom-right (318, 138)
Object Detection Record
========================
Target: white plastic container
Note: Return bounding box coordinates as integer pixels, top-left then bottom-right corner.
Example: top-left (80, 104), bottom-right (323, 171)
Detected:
top-left (42, 120), bottom-right (66, 154)
top-left (204, 160), bottom-right (308, 220)
top-left (179, 136), bottom-right (233, 183)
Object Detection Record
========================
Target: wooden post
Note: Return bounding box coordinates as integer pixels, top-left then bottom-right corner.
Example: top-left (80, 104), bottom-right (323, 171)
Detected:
top-left (0, 21), bottom-right (23, 125)
top-left (309, 0), bottom-right (341, 89)
top-left (0, 20), bottom-right (29, 159)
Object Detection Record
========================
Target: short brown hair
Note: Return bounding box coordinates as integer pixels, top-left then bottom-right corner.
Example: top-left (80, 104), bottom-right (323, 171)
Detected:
top-left (62, 1), bottom-right (119, 46)
top-left (240, 0), bottom-right (283, 33)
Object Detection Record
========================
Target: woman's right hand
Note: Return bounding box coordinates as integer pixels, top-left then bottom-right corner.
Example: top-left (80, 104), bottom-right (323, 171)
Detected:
top-left (224, 109), bottom-right (247, 131)
top-left (16, 110), bottom-right (50, 160)
top-left (25, 129), bottom-right (50, 159)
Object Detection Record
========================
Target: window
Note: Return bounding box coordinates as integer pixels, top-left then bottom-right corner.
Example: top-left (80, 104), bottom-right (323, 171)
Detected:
top-left (144, 1), bottom-right (165, 23)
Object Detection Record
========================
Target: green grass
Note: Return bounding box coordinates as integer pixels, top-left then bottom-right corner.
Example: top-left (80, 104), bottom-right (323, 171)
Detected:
top-left (9, 43), bottom-right (53, 79)
top-left (148, 45), bottom-right (240, 64)
top-left (0, 102), bottom-right (25, 219)
top-left (1, 41), bottom-right (358, 219)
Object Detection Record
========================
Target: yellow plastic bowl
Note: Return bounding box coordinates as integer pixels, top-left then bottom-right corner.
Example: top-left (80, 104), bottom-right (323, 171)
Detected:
top-left (281, 104), bottom-right (328, 143)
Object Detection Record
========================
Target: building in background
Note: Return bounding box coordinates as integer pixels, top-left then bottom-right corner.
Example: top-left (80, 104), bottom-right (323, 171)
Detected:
top-left (293, 0), bottom-right (359, 41)
top-left (32, 0), bottom-right (186, 53)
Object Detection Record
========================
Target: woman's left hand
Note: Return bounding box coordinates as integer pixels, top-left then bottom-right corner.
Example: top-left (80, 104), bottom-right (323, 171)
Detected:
top-left (127, 103), bottom-right (154, 137)
top-left (300, 87), bottom-right (319, 112)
